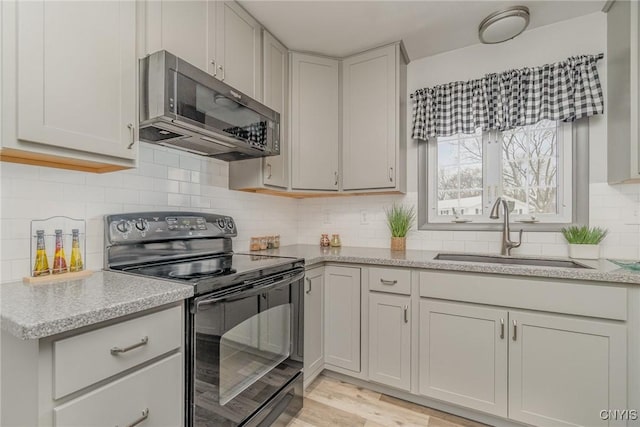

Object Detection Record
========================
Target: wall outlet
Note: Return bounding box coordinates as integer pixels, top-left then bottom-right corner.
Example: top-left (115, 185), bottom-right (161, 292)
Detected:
top-left (323, 210), bottom-right (331, 224)
top-left (360, 210), bottom-right (369, 225)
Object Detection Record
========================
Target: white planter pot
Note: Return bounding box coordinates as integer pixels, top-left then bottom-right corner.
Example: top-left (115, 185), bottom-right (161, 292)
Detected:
top-left (568, 244), bottom-right (600, 260)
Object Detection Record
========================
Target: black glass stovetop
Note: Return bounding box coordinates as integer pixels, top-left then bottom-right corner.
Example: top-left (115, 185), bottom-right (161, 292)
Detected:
top-left (119, 253), bottom-right (303, 295)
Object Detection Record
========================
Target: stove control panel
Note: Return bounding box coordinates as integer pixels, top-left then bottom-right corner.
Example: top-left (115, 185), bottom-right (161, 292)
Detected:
top-left (106, 212), bottom-right (237, 244)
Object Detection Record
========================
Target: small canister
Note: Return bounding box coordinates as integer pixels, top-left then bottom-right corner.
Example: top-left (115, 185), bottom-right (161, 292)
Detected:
top-left (273, 235), bottom-right (280, 248)
top-left (260, 237), bottom-right (268, 250)
top-left (250, 237), bottom-right (261, 251)
top-left (330, 234), bottom-right (341, 247)
top-left (320, 234), bottom-right (330, 247)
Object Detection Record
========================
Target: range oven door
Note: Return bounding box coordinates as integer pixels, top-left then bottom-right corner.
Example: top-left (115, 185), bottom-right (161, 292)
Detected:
top-left (189, 268), bottom-right (304, 426)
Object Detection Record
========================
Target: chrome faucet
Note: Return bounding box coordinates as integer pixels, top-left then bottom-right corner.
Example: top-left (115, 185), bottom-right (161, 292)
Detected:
top-left (489, 197), bottom-right (523, 256)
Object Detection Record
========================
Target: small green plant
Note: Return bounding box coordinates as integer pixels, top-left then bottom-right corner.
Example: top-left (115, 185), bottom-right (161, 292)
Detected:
top-left (385, 204), bottom-right (416, 238)
top-left (561, 225), bottom-right (608, 245)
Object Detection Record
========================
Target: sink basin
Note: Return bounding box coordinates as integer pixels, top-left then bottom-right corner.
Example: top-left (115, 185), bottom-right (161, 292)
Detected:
top-left (434, 253), bottom-right (593, 269)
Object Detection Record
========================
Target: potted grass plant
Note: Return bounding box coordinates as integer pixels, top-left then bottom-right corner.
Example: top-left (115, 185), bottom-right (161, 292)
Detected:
top-left (385, 203), bottom-right (416, 251)
top-left (561, 225), bottom-right (608, 260)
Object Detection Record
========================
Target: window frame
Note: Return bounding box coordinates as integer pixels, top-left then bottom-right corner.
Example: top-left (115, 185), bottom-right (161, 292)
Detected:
top-left (417, 119), bottom-right (590, 232)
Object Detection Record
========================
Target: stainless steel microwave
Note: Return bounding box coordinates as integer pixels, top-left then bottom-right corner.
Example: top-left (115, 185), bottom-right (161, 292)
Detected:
top-left (139, 50), bottom-right (280, 161)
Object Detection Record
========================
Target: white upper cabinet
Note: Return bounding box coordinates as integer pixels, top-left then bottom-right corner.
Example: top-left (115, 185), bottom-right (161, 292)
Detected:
top-left (262, 31), bottom-right (289, 189)
top-left (215, 1), bottom-right (262, 99)
top-left (607, 0), bottom-right (640, 183)
top-left (145, 0), bottom-right (215, 75)
top-left (145, 1), bottom-right (261, 98)
top-left (342, 44), bottom-right (402, 190)
top-left (2, 0), bottom-right (137, 170)
top-left (290, 53), bottom-right (340, 191)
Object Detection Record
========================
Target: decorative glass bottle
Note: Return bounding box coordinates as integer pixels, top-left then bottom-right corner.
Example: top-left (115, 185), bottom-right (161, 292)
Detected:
top-left (32, 230), bottom-right (50, 276)
top-left (69, 229), bottom-right (83, 272)
top-left (330, 234), bottom-right (342, 247)
top-left (52, 229), bottom-right (68, 274)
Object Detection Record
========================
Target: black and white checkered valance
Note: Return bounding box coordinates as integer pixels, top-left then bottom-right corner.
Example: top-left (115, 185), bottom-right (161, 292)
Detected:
top-left (411, 54), bottom-right (604, 140)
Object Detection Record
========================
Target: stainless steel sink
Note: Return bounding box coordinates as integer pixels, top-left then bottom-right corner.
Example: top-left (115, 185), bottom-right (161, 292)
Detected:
top-left (433, 253), bottom-right (593, 269)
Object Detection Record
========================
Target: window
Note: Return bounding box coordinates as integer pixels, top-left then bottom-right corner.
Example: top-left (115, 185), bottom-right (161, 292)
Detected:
top-left (420, 120), bottom-right (587, 230)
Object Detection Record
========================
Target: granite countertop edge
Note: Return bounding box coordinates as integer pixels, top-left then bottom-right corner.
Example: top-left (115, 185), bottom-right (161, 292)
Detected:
top-left (1, 272), bottom-right (194, 340)
top-left (252, 245), bottom-right (640, 286)
top-left (2, 287), bottom-right (193, 340)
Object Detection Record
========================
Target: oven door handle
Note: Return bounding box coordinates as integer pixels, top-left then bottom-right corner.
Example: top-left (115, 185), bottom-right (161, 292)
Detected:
top-left (193, 269), bottom-right (305, 311)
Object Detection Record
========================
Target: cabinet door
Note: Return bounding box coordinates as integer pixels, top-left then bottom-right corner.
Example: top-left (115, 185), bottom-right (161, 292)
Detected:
top-left (145, 0), bottom-right (216, 75)
top-left (262, 31), bottom-right (289, 189)
top-left (419, 299), bottom-right (508, 417)
top-left (342, 45), bottom-right (398, 190)
top-left (303, 267), bottom-right (324, 385)
top-left (290, 53), bottom-right (340, 191)
top-left (509, 310), bottom-right (627, 427)
top-left (324, 266), bottom-right (361, 372)
top-left (215, 1), bottom-right (261, 99)
top-left (17, 1), bottom-right (136, 160)
top-left (369, 292), bottom-right (411, 391)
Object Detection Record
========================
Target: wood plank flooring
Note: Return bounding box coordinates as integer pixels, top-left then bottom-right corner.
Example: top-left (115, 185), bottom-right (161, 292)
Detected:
top-left (287, 375), bottom-right (490, 427)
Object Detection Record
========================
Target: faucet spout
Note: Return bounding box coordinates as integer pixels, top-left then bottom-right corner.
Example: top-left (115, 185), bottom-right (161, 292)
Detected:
top-left (490, 197), bottom-right (523, 256)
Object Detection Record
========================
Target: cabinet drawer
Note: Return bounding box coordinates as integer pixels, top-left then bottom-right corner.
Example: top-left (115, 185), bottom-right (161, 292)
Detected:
top-left (53, 305), bottom-right (182, 399)
top-left (369, 267), bottom-right (411, 295)
top-left (54, 353), bottom-right (182, 427)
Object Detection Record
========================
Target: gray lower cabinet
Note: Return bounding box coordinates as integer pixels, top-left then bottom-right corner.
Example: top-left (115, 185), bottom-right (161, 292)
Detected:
top-left (420, 299), bottom-right (627, 427)
top-left (508, 310), bottom-right (627, 427)
top-left (324, 266), bottom-right (361, 372)
top-left (303, 266), bottom-right (324, 387)
top-left (368, 292), bottom-right (411, 391)
top-left (419, 299), bottom-right (508, 417)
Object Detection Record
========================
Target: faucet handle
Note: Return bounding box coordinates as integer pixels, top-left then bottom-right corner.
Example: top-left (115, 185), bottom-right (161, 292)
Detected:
top-left (511, 229), bottom-right (523, 249)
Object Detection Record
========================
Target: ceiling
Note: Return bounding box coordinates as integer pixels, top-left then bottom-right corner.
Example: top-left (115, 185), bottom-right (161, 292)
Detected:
top-left (239, 1), bottom-right (606, 61)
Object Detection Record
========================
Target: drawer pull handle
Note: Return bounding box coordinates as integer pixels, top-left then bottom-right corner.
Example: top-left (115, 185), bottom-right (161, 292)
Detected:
top-left (123, 408), bottom-right (149, 427)
top-left (305, 277), bottom-right (312, 294)
top-left (380, 279), bottom-right (397, 286)
top-left (110, 336), bottom-right (149, 355)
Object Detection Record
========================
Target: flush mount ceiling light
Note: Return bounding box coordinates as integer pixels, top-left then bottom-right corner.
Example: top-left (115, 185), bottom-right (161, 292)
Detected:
top-left (479, 6), bottom-right (530, 44)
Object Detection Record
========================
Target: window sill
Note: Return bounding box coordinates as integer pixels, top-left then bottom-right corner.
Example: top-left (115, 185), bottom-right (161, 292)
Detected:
top-left (418, 221), bottom-right (576, 232)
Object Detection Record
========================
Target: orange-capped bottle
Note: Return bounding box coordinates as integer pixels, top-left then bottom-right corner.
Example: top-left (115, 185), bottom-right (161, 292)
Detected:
top-left (52, 229), bottom-right (68, 274)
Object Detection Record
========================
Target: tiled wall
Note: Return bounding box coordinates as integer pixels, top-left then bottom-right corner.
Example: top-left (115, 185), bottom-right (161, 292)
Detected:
top-left (296, 184), bottom-right (640, 260)
top-left (0, 143), bottom-right (298, 283)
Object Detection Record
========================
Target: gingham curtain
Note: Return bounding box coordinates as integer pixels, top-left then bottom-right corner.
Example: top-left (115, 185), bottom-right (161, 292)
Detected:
top-left (411, 54), bottom-right (604, 140)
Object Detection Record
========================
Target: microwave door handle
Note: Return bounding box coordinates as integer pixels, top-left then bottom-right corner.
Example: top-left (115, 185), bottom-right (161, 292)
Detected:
top-left (193, 270), bottom-right (305, 311)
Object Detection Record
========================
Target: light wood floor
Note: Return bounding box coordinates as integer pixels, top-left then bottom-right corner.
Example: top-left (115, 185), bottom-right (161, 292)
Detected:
top-left (287, 375), bottom-right (490, 427)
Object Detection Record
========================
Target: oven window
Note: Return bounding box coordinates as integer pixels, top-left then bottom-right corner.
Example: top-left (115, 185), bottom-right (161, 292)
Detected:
top-left (219, 303), bottom-right (291, 405)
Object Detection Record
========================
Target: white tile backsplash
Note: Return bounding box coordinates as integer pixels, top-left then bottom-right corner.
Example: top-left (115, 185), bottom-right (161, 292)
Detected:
top-left (0, 144), bottom-right (298, 283)
top-left (295, 185), bottom-right (640, 261)
top-left (2, 147), bottom-right (640, 284)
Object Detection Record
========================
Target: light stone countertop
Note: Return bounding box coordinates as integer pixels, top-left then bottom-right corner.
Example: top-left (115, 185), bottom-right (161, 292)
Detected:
top-left (1, 271), bottom-right (193, 340)
top-left (247, 244), bottom-right (640, 285)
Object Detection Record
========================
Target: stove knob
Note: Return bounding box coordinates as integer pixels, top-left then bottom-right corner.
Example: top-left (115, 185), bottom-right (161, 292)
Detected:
top-left (216, 218), bottom-right (226, 229)
top-left (225, 218), bottom-right (234, 229)
top-left (116, 220), bottom-right (131, 233)
top-left (135, 219), bottom-right (148, 231)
